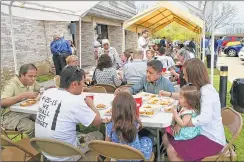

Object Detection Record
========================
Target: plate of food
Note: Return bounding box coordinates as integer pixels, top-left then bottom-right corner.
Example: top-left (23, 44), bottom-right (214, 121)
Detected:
top-left (139, 104), bottom-right (160, 117)
top-left (162, 105), bottom-right (176, 113)
top-left (20, 99), bottom-right (38, 107)
top-left (96, 104), bottom-right (108, 110)
top-left (136, 92), bottom-right (158, 101)
top-left (104, 108), bottom-right (112, 116)
top-left (148, 97), bottom-right (175, 106)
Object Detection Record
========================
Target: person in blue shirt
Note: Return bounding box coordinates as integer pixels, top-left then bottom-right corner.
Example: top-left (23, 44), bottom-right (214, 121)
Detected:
top-left (51, 36), bottom-right (72, 70)
top-left (128, 59), bottom-right (175, 95)
top-left (50, 35), bottom-right (62, 75)
top-left (216, 37), bottom-right (223, 56)
top-left (105, 92), bottom-right (153, 161)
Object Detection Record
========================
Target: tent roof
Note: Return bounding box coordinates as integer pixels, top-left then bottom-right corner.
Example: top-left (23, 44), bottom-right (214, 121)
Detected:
top-left (1, 1), bottom-right (100, 21)
top-left (124, 1), bottom-right (203, 34)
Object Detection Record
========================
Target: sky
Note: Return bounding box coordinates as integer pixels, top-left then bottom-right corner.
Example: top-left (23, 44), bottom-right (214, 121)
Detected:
top-left (135, 1), bottom-right (244, 34)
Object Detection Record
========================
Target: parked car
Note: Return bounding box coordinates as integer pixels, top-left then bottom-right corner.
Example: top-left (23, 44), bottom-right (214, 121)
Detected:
top-left (221, 36), bottom-right (244, 48)
top-left (238, 47), bottom-right (244, 61)
top-left (223, 44), bottom-right (243, 57)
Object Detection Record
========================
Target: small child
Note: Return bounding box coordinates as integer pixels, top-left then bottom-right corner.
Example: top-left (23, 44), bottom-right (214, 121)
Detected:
top-left (105, 92), bottom-right (153, 160)
top-left (167, 85), bottom-right (201, 140)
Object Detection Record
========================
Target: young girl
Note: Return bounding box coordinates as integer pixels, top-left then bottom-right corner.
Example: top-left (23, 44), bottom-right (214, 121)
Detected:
top-left (105, 92), bottom-right (153, 160)
top-left (167, 85), bottom-right (201, 140)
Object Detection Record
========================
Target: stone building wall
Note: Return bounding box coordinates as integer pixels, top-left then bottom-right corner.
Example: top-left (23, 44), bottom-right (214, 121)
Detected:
top-left (1, 12), bottom-right (72, 87)
top-left (108, 25), bottom-right (123, 55)
top-left (75, 21), bottom-right (96, 67)
top-left (125, 30), bottom-right (138, 50)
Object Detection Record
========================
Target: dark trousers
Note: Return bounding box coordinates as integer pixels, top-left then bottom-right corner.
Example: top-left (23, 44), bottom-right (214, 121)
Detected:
top-left (59, 52), bottom-right (71, 69)
top-left (52, 55), bottom-right (62, 75)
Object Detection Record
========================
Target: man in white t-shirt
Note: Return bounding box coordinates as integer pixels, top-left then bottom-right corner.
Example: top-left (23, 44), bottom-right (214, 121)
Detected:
top-left (35, 66), bottom-right (102, 161)
top-left (138, 29), bottom-right (150, 60)
top-left (156, 47), bottom-right (175, 71)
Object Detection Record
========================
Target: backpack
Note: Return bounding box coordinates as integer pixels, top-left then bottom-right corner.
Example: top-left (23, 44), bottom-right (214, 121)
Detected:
top-left (230, 78), bottom-right (244, 113)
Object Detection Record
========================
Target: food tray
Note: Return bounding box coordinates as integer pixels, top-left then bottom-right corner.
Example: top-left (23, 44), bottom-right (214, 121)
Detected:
top-left (139, 104), bottom-right (161, 117)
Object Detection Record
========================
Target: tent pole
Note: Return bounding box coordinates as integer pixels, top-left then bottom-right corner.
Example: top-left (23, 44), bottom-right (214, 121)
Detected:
top-left (210, 1), bottom-right (215, 85)
top-left (79, 17), bottom-right (82, 68)
top-left (202, 14), bottom-right (205, 62)
top-left (9, 2), bottom-right (18, 75)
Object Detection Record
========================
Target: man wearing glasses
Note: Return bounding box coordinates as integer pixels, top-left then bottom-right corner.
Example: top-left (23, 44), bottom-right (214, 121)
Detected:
top-left (35, 66), bottom-right (102, 161)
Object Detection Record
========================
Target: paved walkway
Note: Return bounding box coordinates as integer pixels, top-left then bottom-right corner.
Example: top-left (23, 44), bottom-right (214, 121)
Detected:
top-left (217, 54), bottom-right (244, 83)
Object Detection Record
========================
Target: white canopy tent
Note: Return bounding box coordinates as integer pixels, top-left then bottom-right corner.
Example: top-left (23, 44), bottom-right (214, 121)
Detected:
top-left (1, 1), bottom-right (100, 73)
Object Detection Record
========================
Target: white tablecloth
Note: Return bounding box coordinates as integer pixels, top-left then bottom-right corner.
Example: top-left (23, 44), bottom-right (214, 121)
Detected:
top-left (10, 93), bottom-right (174, 128)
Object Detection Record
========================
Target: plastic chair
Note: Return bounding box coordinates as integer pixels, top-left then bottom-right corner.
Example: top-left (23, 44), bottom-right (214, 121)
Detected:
top-left (1, 135), bottom-right (40, 161)
top-left (88, 140), bottom-right (155, 161)
top-left (30, 138), bottom-right (97, 161)
top-left (1, 125), bottom-right (23, 140)
top-left (95, 84), bottom-right (116, 93)
top-left (83, 86), bottom-right (107, 93)
top-left (202, 108), bottom-right (243, 161)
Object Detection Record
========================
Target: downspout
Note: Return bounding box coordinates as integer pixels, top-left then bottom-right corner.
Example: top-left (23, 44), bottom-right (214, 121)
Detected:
top-left (9, 1), bottom-right (18, 75)
top-left (79, 17), bottom-right (82, 68)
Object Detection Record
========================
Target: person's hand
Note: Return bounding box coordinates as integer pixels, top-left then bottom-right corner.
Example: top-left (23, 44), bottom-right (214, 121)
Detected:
top-left (23, 92), bottom-right (39, 99)
top-left (173, 124), bottom-right (181, 136)
top-left (84, 97), bottom-right (95, 108)
top-left (159, 90), bottom-right (169, 97)
top-left (171, 107), bottom-right (178, 116)
top-left (102, 117), bottom-right (111, 124)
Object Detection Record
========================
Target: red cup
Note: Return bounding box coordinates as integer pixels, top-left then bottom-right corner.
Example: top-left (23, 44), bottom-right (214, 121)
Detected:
top-left (134, 97), bottom-right (142, 117)
top-left (86, 94), bottom-right (94, 100)
top-left (162, 68), bottom-right (167, 73)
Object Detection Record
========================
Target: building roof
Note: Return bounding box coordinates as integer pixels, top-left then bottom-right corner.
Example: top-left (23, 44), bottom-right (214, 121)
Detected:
top-left (1, 1), bottom-right (100, 21)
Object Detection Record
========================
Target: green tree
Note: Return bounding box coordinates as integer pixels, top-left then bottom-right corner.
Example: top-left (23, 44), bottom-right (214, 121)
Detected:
top-left (153, 22), bottom-right (197, 42)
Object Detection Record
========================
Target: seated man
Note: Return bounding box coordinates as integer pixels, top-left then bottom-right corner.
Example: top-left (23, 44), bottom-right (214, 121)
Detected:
top-left (123, 49), bottom-right (147, 85)
top-left (1, 64), bottom-right (40, 137)
top-left (35, 66), bottom-right (102, 161)
top-left (128, 60), bottom-right (175, 95)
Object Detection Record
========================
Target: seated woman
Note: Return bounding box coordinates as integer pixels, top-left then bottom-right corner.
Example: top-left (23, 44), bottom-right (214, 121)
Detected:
top-left (66, 55), bottom-right (79, 66)
top-left (170, 49), bottom-right (191, 87)
top-left (97, 39), bottom-right (120, 69)
top-left (105, 92), bottom-right (153, 160)
top-left (119, 50), bottom-right (132, 69)
top-left (94, 54), bottom-right (122, 87)
top-left (146, 49), bottom-right (155, 62)
top-left (160, 58), bottom-right (226, 161)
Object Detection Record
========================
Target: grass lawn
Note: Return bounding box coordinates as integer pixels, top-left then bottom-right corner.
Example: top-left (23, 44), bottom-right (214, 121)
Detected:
top-left (36, 73), bottom-right (54, 83)
top-left (209, 68), bottom-right (244, 161)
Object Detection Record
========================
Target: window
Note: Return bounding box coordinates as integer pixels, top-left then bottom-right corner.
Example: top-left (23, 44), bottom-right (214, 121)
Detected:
top-left (96, 24), bottom-right (108, 44)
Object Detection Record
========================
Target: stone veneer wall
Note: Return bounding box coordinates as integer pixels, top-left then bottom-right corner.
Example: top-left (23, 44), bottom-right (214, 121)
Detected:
top-left (125, 30), bottom-right (138, 50)
top-left (108, 25), bottom-right (123, 55)
top-left (1, 12), bottom-right (72, 87)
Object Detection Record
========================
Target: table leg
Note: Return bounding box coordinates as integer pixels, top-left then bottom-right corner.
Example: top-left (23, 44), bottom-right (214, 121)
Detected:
top-left (157, 128), bottom-right (161, 161)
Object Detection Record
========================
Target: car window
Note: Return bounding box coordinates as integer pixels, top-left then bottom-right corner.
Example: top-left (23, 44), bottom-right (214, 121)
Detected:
top-left (236, 37), bottom-right (243, 41)
top-left (223, 36), bottom-right (231, 41)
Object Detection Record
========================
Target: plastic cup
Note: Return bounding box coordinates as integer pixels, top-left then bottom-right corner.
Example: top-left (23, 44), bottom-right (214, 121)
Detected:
top-left (134, 97), bottom-right (142, 117)
top-left (86, 94), bottom-right (94, 100)
top-left (162, 68), bottom-right (167, 73)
